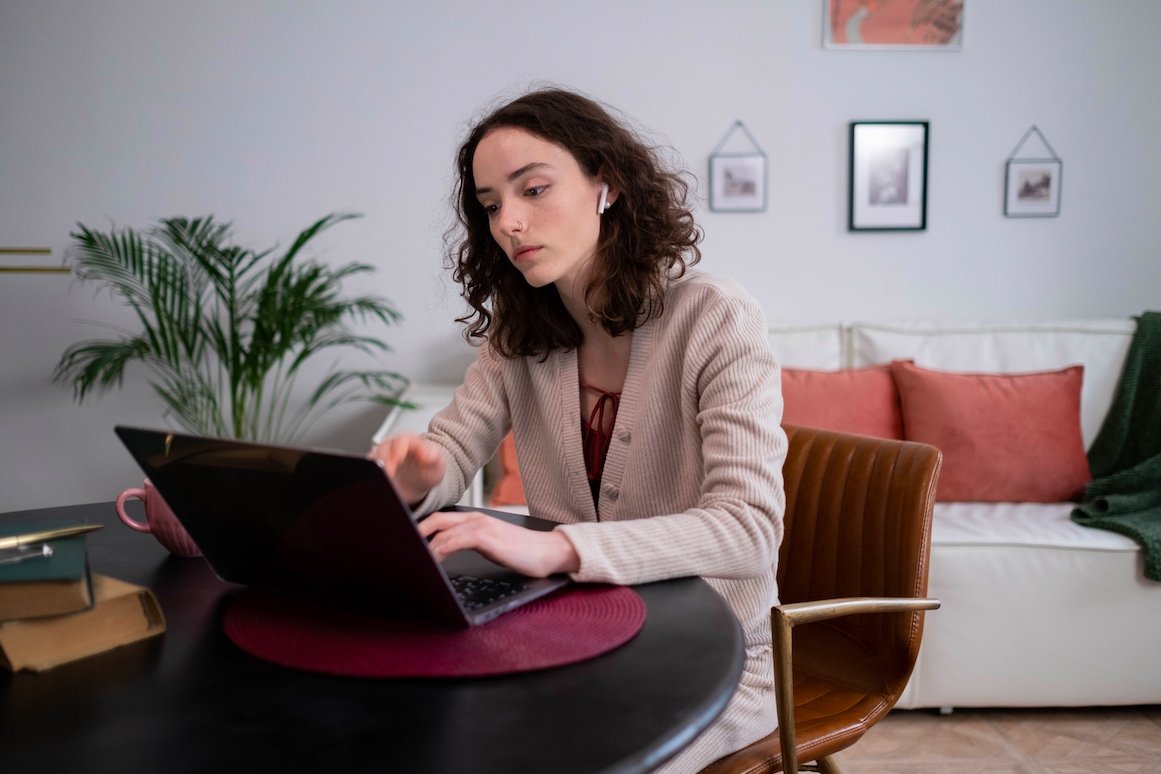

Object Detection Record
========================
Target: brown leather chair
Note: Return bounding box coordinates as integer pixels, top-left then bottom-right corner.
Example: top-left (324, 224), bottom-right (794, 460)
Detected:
top-left (702, 425), bottom-right (942, 774)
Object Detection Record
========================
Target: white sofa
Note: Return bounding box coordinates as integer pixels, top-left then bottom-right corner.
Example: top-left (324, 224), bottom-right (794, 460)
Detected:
top-left (378, 318), bottom-right (1161, 710)
top-left (769, 318), bottom-right (1160, 710)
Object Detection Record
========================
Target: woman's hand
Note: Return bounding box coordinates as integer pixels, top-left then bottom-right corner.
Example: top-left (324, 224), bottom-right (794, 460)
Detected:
top-left (418, 511), bottom-right (581, 578)
top-left (369, 432), bottom-right (446, 507)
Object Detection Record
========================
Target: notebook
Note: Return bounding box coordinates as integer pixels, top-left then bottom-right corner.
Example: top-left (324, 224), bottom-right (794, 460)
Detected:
top-left (114, 426), bottom-right (570, 627)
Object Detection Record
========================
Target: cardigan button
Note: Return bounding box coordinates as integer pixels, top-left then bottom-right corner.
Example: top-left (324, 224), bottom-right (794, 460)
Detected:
top-left (602, 484), bottom-right (619, 501)
top-left (617, 429), bottom-right (631, 444)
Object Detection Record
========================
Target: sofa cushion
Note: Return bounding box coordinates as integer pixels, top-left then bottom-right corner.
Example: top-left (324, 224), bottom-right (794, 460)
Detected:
top-left (767, 323), bottom-right (845, 369)
top-left (850, 319), bottom-right (1135, 448)
top-left (932, 502), bottom-right (1139, 551)
top-left (891, 360), bottom-right (1091, 502)
top-left (902, 501), bottom-right (1158, 711)
top-left (781, 365), bottom-right (902, 439)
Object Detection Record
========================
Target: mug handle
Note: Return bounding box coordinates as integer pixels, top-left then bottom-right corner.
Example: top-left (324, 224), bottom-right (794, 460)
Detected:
top-left (115, 488), bottom-right (153, 533)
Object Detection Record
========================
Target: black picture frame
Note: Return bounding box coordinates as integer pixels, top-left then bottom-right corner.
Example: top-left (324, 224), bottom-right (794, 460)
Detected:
top-left (848, 121), bottom-right (929, 231)
top-left (1004, 158), bottom-right (1062, 218)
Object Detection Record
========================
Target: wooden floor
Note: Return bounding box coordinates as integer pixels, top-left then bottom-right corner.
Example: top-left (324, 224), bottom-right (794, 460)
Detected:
top-left (830, 705), bottom-right (1161, 773)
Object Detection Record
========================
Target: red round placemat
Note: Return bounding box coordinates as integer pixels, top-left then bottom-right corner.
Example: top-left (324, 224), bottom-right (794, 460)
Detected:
top-left (222, 584), bottom-right (646, 678)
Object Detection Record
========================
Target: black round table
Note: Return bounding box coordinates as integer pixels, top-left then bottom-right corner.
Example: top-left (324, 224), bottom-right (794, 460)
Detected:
top-left (0, 502), bottom-right (744, 774)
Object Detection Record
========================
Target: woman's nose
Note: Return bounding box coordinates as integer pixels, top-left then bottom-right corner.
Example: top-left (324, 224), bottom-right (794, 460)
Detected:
top-left (497, 202), bottom-right (525, 236)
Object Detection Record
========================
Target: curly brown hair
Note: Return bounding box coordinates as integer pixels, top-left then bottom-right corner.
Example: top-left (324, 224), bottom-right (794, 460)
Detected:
top-left (446, 88), bottom-right (701, 358)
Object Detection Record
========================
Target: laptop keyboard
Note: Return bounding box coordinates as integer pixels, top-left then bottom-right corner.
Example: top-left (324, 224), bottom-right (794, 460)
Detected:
top-left (451, 575), bottom-right (531, 611)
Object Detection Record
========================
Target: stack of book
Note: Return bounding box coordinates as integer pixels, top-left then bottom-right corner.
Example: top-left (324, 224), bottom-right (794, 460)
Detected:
top-left (0, 522), bottom-right (166, 672)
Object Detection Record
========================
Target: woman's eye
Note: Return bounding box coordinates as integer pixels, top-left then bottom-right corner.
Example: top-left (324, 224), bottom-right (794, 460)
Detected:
top-left (526, 185), bottom-right (546, 197)
top-left (483, 203), bottom-right (499, 216)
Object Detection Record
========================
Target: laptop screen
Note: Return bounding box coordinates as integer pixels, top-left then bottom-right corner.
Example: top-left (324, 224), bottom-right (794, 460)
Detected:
top-left (115, 427), bottom-right (462, 617)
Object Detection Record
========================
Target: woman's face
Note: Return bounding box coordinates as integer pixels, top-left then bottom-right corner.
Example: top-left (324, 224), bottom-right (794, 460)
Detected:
top-left (472, 126), bottom-right (615, 293)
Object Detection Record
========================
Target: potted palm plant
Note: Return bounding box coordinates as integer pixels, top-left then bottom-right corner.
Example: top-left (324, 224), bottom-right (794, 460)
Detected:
top-left (56, 212), bottom-right (409, 556)
top-left (55, 211), bottom-right (408, 442)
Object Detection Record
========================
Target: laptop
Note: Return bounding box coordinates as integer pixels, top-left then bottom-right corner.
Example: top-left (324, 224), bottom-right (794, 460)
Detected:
top-left (114, 426), bottom-right (571, 627)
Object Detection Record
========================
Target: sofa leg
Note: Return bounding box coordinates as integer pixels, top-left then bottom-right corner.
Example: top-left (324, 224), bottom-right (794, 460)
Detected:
top-left (939, 706), bottom-right (954, 716)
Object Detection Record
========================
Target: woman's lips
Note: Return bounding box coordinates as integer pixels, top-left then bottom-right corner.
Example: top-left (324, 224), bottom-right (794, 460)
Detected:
top-left (514, 246), bottom-right (541, 261)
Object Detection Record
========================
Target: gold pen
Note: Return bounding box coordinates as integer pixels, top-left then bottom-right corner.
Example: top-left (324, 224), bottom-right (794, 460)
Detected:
top-left (0, 523), bottom-right (103, 551)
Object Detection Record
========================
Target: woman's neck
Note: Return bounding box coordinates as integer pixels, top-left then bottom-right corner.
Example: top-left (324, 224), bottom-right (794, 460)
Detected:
top-left (578, 329), bottom-right (632, 397)
top-left (556, 269), bottom-right (631, 393)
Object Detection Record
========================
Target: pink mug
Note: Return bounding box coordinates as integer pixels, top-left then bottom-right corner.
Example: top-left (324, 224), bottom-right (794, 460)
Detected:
top-left (115, 479), bottom-right (201, 557)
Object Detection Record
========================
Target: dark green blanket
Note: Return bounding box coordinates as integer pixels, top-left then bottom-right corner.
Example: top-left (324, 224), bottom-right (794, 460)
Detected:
top-left (1071, 311), bottom-right (1161, 581)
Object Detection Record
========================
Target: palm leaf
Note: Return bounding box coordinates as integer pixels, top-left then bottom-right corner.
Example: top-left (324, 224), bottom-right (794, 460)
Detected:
top-left (54, 337), bottom-right (151, 399)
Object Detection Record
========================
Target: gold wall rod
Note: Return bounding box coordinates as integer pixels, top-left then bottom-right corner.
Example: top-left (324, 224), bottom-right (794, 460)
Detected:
top-left (0, 247), bottom-right (69, 274)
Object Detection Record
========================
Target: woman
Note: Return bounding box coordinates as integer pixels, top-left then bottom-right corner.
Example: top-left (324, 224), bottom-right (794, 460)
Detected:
top-left (372, 87), bottom-right (786, 772)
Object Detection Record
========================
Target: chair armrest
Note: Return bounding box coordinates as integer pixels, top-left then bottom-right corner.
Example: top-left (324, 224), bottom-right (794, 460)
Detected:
top-left (771, 597), bottom-right (940, 774)
top-left (776, 596), bottom-right (941, 627)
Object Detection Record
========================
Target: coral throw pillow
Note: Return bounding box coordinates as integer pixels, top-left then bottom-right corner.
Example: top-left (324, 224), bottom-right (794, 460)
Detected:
top-left (781, 365), bottom-right (904, 439)
top-left (890, 360), bottom-right (1091, 502)
top-left (489, 432), bottom-right (527, 506)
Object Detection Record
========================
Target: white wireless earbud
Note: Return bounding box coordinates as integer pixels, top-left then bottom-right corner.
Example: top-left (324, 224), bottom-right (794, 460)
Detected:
top-left (597, 183), bottom-right (609, 215)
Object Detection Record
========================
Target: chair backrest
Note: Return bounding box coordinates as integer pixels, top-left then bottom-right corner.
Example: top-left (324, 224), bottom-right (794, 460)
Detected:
top-left (777, 424), bottom-right (942, 682)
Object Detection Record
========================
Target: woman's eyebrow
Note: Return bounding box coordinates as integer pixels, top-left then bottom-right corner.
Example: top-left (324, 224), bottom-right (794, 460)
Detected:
top-left (476, 162), bottom-right (552, 196)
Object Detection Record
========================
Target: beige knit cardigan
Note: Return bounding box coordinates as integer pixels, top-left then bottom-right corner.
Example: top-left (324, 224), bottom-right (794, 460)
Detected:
top-left (418, 271), bottom-right (787, 769)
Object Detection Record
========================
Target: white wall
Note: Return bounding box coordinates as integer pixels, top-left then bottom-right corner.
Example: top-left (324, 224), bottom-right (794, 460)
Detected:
top-left (2, 1), bottom-right (1160, 511)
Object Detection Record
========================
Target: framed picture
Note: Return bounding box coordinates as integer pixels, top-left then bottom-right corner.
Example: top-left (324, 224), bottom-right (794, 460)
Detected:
top-left (848, 121), bottom-right (929, 232)
top-left (709, 153), bottom-right (767, 213)
top-left (1005, 159), bottom-right (1061, 218)
top-left (824, 0), bottom-right (964, 50)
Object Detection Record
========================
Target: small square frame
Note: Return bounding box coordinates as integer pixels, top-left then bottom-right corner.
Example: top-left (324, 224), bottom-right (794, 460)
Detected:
top-left (709, 153), bottom-right (767, 213)
top-left (1004, 159), bottom-right (1061, 217)
top-left (848, 121), bottom-right (929, 231)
